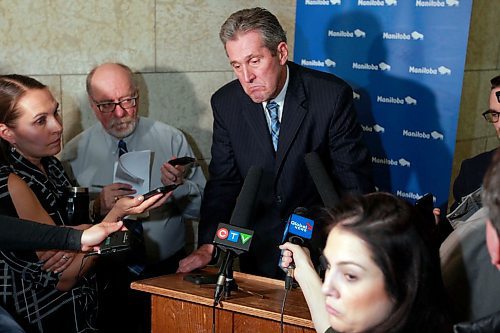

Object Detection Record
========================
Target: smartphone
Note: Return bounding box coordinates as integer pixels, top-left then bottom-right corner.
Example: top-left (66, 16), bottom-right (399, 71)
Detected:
top-left (415, 193), bottom-right (434, 214)
top-left (98, 231), bottom-right (131, 255)
top-left (168, 156), bottom-right (195, 166)
top-left (415, 193), bottom-right (437, 241)
top-left (142, 184), bottom-right (179, 200)
top-left (183, 273), bottom-right (219, 285)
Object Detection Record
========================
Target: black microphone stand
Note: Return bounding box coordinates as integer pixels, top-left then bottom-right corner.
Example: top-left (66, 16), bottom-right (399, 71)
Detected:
top-left (224, 253), bottom-right (237, 298)
top-left (214, 248), bottom-right (238, 306)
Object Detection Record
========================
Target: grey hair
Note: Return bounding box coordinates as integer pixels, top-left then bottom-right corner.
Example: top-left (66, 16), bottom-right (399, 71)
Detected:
top-left (86, 63), bottom-right (137, 97)
top-left (219, 7), bottom-right (287, 56)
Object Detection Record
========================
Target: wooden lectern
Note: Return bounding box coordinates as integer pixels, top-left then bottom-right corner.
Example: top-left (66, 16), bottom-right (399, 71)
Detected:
top-left (131, 269), bottom-right (316, 333)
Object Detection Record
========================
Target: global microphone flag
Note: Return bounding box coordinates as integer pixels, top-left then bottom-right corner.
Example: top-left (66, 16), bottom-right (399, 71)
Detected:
top-left (282, 214), bottom-right (315, 244)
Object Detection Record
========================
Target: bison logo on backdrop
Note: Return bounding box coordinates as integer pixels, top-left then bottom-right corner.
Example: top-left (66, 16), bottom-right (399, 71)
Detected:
top-left (379, 62), bottom-right (391, 71)
top-left (399, 158), bottom-right (411, 167)
top-left (325, 59), bottom-right (336, 67)
top-left (438, 66), bottom-right (452, 75)
top-left (373, 124), bottom-right (385, 133)
top-left (431, 131), bottom-right (444, 140)
top-left (405, 96), bottom-right (417, 105)
top-left (411, 31), bottom-right (424, 40)
top-left (354, 29), bottom-right (366, 38)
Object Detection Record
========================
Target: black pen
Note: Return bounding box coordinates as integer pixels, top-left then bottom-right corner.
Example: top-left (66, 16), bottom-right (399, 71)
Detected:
top-left (91, 184), bottom-right (133, 191)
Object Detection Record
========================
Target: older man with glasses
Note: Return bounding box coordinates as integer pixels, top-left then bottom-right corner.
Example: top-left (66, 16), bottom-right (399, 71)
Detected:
top-left (61, 62), bottom-right (206, 332)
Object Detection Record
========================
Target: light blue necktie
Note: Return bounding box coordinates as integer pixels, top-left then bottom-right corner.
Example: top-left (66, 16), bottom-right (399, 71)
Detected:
top-left (266, 101), bottom-right (280, 151)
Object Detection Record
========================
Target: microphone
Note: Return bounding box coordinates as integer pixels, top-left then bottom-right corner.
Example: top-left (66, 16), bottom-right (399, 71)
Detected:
top-left (228, 166), bottom-right (262, 228)
top-left (280, 208), bottom-right (315, 290)
top-left (304, 152), bottom-right (340, 209)
top-left (213, 166), bottom-right (262, 304)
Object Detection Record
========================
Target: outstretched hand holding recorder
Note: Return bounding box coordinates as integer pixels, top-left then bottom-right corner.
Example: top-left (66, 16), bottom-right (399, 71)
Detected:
top-left (142, 184), bottom-right (179, 200)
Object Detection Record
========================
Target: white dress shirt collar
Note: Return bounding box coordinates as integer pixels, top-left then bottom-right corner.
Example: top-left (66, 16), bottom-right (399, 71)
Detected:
top-left (263, 65), bottom-right (289, 122)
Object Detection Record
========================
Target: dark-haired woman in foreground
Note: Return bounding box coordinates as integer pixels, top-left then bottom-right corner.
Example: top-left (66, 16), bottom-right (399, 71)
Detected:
top-left (281, 192), bottom-right (451, 333)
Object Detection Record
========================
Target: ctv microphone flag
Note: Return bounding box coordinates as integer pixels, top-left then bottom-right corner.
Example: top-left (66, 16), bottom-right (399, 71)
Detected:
top-left (213, 222), bottom-right (254, 304)
top-left (213, 223), bottom-right (254, 255)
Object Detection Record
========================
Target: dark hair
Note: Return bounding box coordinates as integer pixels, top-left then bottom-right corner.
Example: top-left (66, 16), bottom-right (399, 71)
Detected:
top-left (323, 193), bottom-right (450, 333)
top-left (482, 150), bottom-right (500, 232)
top-left (0, 74), bottom-right (47, 161)
top-left (219, 7), bottom-right (287, 56)
top-left (86, 62), bottom-right (136, 97)
top-left (491, 75), bottom-right (500, 89)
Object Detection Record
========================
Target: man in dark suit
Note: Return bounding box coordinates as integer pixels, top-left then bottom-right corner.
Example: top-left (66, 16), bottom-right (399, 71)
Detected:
top-left (178, 7), bottom-right (374, 278)
top-left (450, 75), bottom-right (500, 212)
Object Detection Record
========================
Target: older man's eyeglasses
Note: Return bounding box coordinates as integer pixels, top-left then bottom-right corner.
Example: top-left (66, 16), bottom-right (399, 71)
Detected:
top-left (94, 95), bottom-right (138, 113)
top-left (482, 110), bottom-right (500, 123)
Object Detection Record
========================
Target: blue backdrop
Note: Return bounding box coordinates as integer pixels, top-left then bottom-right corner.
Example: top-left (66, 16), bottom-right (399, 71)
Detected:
top-left (294, 0), bottom-right (472, 208)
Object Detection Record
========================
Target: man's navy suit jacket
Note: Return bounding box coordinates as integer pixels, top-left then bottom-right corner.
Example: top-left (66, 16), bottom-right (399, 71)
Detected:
top-left (199, 61), bottom-right (374, 278)
top-left (450, 148), bottom-right (498, 212)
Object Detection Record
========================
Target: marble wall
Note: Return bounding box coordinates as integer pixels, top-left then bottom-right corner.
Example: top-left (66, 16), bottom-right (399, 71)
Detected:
top-left (0, 1), bottom-right (498, 203)
top-left (0, 0), bottom-right (295, 172)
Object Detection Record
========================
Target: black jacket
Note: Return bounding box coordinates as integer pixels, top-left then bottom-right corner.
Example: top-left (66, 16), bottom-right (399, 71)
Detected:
top-left (0, 215), bottom-right (82, 251)
top-left (451, 148), bottom-right (497, 211)
top-left (199, 61), bottom-right (374, 278)
top-left (453, 311), bottom-right (500, 333)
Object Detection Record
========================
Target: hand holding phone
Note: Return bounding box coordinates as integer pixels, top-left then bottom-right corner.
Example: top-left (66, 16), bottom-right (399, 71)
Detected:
top-left (415, 193), bottom-right (434, 218)
top-left (86, 230), bottom-right (131, 256)
top-left (168, 156), bottom-right (196, 166)
top-left (142, 184), bottom-right (179, 200)
top-left (415, 193), bottom-right (438, 244)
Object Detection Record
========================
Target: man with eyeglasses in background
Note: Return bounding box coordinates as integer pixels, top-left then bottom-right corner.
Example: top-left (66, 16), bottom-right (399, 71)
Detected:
top-left (61, 62), bottom-right (206, 332)
top-left (449, 75), bottom-right (500, 212)
top-left (438, 76), bottom-right (500, 241)
top-left (439, 75), bottom-right (500, 325)
top-left (439, 93), bottom-right (500, 324)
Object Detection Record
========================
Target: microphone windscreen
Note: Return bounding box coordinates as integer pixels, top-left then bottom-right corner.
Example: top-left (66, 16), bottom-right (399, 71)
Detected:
top-left (228, 166), bottom-right (263, 228)
top-left (304, 152), bottom-right (340, 209)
